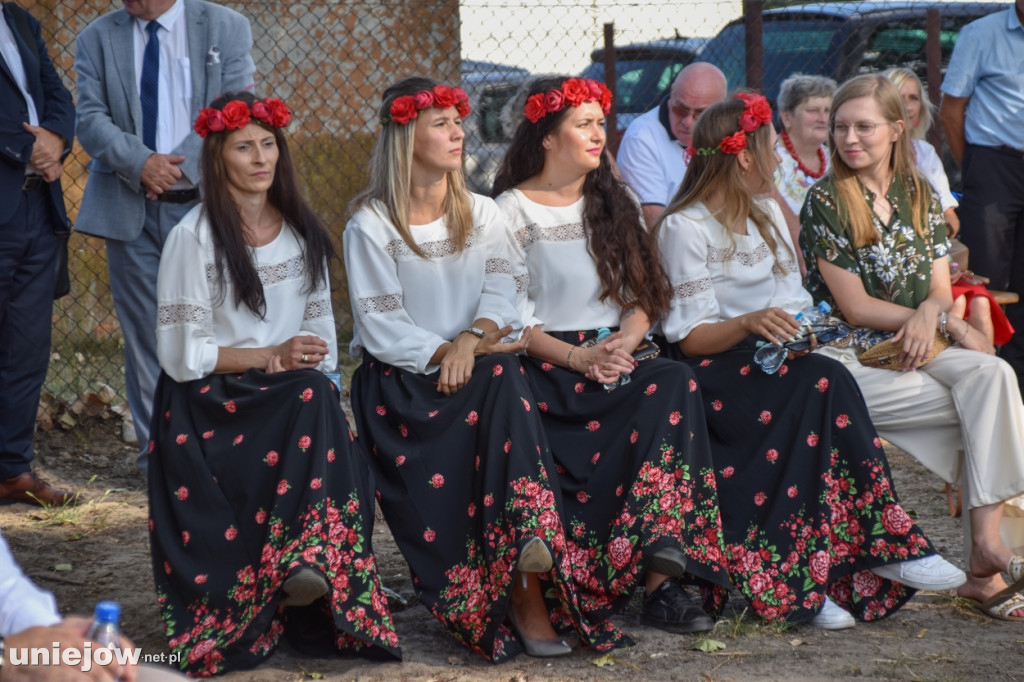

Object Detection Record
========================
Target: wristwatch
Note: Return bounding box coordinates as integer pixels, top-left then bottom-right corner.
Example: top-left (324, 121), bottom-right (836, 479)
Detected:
top-left (461, 327), bottom-right (487, 338)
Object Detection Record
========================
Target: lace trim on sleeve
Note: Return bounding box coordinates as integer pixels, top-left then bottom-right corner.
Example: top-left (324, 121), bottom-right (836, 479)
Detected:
top-left (513, 273), bottom-right (528, 295)
top-left (356, 292), bottom-right (403, 317)
top-left (157, 302), bottom-right (213, 330)
top-left (303, 298), bottom-right (333, 321)
top-left (672, 277), bottom-right (713, 300)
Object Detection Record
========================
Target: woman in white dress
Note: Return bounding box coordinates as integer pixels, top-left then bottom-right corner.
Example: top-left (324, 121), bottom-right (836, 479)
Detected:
top-left (656, 92), bottom-right (964, 630)
top-left (344, 77), bottom-right (612, 661)
top-left (492, 76), bottom-right (732, 636)
top-left (149, 92), bottom-right (399, 675)
top-left (802, 74), bottom-right (1024, 621)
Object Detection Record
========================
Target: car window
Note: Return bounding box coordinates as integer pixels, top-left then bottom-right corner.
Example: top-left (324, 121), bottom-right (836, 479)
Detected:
top-left (701, 21), bottom-right (845, 102)
top-left (582, 59), bottom-right (685, 114)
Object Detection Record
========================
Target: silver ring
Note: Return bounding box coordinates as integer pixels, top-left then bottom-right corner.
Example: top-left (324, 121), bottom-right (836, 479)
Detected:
top-left (301, 353), bottom-right (309, 363)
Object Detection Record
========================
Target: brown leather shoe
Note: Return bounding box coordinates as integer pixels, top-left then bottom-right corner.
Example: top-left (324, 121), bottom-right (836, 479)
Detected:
top-left (0, 471), bottom-right (76, 506)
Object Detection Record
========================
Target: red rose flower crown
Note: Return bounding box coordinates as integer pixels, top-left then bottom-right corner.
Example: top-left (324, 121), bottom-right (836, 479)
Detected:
top-left (193, 97), bottom-right (292, 138)
top-left (384, 84), bottom-right (471, 125)
top-left (687, 92), bottom-right (773, 159)
top-left (523, 77), bottom-right (613, 123)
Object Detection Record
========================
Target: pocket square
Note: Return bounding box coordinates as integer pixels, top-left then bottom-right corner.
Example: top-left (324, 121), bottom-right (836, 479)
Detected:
top-left (206, 46), bottom-right (220, 64)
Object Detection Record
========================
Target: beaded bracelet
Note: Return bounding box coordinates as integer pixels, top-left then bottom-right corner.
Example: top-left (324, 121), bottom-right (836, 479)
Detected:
top-left (566, 345), bottom-right (576, 370)
top-left (939, 311), bottom-right (949, 338)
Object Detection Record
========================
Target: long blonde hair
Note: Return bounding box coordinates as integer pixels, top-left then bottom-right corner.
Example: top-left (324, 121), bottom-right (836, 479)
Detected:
top-left (658, 95), bottom-right (791, 272)
top-left (827, 74), bottom-right (931, 248)
top-left (353, 77), bottom-right (473, 258)
top-left (882, 67), bottom-right (934, 141)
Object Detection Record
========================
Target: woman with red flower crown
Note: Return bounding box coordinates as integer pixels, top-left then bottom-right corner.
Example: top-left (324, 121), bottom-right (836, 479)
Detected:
top-left (492, 76), bottom-right (732, 636)
top-left (655, 92), bottom-right (964, 630)
top-left (345, 77), bottom-right (615, 661)
top-left (148, 92), bottom-right (400, 676)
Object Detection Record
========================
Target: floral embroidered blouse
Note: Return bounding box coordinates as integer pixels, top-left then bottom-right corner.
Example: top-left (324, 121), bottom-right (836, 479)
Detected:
top-left (800, 174), bottom-right (948, 318)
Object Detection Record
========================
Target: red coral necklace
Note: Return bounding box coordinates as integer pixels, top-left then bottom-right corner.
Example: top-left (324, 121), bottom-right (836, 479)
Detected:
top-left (781, 129), bottom-right (826, 179)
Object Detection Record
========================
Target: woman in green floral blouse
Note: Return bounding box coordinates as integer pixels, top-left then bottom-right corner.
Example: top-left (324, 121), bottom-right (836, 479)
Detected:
top-left (801, 74), bottom-right (1024, 622)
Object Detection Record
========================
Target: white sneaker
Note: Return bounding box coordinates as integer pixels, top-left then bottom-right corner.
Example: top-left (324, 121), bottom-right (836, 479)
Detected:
top-left (810, 596), bottom-right (855, 630)
top-left (871, 554), bottom-right (967, 591)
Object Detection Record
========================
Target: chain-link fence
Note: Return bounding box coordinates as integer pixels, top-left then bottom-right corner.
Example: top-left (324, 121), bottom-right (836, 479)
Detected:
top-left (24, 0), bottom-right (1004, 409)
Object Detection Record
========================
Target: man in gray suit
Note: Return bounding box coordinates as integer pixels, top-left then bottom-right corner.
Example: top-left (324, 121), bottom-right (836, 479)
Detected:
top-left (75, 0), bottom-right (254, 472)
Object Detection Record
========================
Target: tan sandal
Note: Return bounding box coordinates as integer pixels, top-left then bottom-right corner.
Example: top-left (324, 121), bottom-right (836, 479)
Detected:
top-left (1005, 555), bottom-right (1024, 588)
top-left (968, 585), bottom-right (1024, 622)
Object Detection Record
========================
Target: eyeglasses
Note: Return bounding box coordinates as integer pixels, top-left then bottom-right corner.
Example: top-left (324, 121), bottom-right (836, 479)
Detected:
top-left (784, 325), bottom-right (849, 352)
top-left (831, 121), bottom-right (888, 137)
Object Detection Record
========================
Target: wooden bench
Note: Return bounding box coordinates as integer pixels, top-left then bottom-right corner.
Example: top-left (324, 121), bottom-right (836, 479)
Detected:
top-left (991, 290), bottom-right (1020, 306)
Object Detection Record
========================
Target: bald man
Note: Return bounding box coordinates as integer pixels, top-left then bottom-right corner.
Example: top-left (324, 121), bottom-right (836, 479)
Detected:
top-left (617, 62), bottom-right (727, 227)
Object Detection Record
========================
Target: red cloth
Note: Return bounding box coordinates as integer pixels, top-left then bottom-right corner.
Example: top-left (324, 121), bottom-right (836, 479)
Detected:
top-left (951, 281), bottom-right (1015, 346)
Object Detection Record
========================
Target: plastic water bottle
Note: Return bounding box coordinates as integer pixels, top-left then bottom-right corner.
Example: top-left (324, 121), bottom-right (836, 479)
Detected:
top-left (596, 327), bottom-right (631, 391)
top-left (87, 601), bottom-right (124, 680)
top-left (794, 300), bottom-right (832, 329)
top-left (752, 301), bottom-right (832, 374)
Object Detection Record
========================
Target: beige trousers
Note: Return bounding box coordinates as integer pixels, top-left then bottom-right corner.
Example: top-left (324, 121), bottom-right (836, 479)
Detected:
top-left (816, 345), bottom-right (1024, 559)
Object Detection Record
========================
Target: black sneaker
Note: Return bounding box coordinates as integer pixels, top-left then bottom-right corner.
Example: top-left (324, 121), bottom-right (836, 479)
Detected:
top-left (641, 578), bottom-right (714, 634)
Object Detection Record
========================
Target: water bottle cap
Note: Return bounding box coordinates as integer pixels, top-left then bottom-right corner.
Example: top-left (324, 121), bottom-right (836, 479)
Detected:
top-left (817, 300), bottom-right (832, 314)
top-left (596, 327), bottom-right (612, 339)
top-left (93, 601), bottom-right (121, 624)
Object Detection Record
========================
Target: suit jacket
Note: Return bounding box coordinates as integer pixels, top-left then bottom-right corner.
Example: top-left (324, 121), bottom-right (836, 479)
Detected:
top-left (74, 0), bottom-right (254, 240)
top-left (0, 3), bottom-right (74, 227)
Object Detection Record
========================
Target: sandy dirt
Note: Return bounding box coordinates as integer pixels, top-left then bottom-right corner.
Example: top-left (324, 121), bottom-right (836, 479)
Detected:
top-left (3, 408), bottom-right (1022, 681)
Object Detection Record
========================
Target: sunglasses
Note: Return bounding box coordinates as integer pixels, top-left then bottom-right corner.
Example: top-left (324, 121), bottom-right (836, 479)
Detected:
top-left (784, 325), bottom-right (849, 352)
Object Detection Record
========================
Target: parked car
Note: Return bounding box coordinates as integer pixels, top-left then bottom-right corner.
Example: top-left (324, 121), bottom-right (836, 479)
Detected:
top-left (698, 1), bottom-right (1008, 106)
top-left (581, 36), bottom-right (708, 133)
top-left (461, 60), bottom-right (534, 194)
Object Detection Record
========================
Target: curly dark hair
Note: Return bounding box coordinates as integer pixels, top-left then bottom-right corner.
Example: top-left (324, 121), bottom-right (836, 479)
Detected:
top-left (492, 77), bottom-right (672, 321)
top-left (199, 91), bottom-right (335, 318)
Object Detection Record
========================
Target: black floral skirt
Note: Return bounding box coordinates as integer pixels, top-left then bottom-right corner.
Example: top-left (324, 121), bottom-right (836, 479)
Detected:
top-left (148, 369), bottom-right (400, 676)
top-left (522, 330), bottom-right (731, 622)
top-left (660, 338), bottom-right (936, 624)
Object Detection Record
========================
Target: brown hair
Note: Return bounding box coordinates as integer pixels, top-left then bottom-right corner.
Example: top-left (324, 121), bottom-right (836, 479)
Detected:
top-left (659, 94), bottom-right (792, 271)
top-left (827, 74), bottom-right (930, 248)
top-left (493, 76), bottom-right (673, 320)
top-left (200, 91), bottom-right (334, 318)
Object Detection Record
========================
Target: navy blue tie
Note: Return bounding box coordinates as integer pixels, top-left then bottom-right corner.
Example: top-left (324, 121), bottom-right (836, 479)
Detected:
top-left (141, 20), bottom-right (160, 150)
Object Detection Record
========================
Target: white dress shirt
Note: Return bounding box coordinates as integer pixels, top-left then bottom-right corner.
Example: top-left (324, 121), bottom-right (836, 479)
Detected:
top-left (658, 199), bottom-right (810, 343)
top-left (0, 16), bottom-right (38, 126)
top-left (344, 194), bottom-right (520, 375)
top-left (913, 139), bottom-right (958, 212)
top-left (133, 0), bottom-right (192, 157)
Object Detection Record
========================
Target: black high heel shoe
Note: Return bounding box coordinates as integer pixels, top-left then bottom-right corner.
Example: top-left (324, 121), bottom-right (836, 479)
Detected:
top-left (507, 605), bottom-right (573, 657)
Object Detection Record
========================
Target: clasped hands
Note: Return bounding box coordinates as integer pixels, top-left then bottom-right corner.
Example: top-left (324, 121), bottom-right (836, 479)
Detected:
top-left (437, 325), bottom-right (531, 395)
top-left (571, 330), bottom-right (637, 385)
top-left (266, 335), bottom-right (328, 373)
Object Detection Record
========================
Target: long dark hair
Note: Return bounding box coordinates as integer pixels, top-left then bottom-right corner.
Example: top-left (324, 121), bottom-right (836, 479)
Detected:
top-left (492, 77), bottom-right (672, 321)
top-left (199, 91), bottom-right (335, 318)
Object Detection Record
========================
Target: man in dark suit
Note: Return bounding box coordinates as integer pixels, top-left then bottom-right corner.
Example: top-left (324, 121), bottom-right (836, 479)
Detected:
top-left (75, 0), bottom-right (254, 473)
top-left (0, 2), bottom-right (75, 505)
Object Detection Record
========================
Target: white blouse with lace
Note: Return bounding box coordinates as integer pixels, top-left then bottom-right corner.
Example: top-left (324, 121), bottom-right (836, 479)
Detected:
top-left (495, 189), bottom-right (625, 332)
top-left (658, 199), bottom-right (811, 343)
top-left (343, 194), bottom-right (520, 375)
top-left (156, 204), bottom-right (337, 383)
